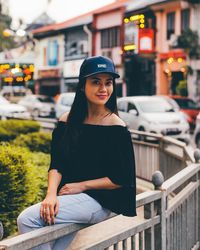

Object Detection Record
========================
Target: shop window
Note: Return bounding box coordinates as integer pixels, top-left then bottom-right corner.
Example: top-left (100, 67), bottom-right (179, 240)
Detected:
top-left (101, 27), bottom-right (120, 48)
top-left (181, 9), bottom-right (190, 32)
top-left (47, 40), bottom-right (58, 66)
top-left (167, 12), bottom-right (175, 40)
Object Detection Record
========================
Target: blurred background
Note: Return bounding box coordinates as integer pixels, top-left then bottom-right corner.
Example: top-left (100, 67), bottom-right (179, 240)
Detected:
top-left (0, 0), bottom-right (200, 146)
top-left (0, 0), bottom-right (200, 241)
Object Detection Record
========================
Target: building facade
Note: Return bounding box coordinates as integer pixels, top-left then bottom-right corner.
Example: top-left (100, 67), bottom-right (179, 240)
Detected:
top-left (92, 1), bottom-right (127, 96)
top-left (151, 0), bottom-right (200, 101)
top-left (123, 1), bottom-right (157, 96)
top-left (33, 33), bottom-right (65, 96)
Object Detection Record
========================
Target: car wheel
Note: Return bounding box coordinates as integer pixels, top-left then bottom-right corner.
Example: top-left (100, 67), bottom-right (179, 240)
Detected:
top-left (195, 134), bottom-right (200, 148)
top-left (32, 109), bottom-right (40, 118)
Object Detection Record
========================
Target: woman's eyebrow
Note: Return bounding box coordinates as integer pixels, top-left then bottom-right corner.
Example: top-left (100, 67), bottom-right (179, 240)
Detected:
top-left (90, 77), bottom-right (113, 81)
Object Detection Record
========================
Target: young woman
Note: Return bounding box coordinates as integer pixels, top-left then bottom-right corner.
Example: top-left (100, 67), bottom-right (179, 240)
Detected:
top-left (17, 56), bottom-right (136, 250)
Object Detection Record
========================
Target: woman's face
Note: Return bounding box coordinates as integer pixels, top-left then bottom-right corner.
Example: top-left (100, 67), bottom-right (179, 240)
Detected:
top-left (84, 73), bottom-right (114, 106)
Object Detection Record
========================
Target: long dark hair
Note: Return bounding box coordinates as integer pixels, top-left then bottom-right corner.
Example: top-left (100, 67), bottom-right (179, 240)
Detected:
top-left (61, 75), bottom-right (119, 156)
top-left (67, 76), bottom-right (118, 126)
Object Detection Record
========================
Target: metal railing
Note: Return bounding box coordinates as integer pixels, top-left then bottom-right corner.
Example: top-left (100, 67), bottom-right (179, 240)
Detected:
top-left (0, 159), bottom-right (199, 250)
top-left (130, 129), bottom-right (194, 182)
top-left (0, 116), bottom-right (198, 249)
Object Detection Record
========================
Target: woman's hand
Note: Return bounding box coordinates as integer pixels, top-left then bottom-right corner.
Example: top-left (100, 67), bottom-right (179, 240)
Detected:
top-left (58, 182), bottom-right (86, 195)
top-left (40, 194), bottom-right (59, 225)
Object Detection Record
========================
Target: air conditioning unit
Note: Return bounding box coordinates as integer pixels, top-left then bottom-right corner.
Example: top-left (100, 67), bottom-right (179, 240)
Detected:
top-left (168, 34), bottom-right (178, 47)
top-left (102, 50), bottom-right (112, 58)
top-left (79, 41), bottom-right (88, 53)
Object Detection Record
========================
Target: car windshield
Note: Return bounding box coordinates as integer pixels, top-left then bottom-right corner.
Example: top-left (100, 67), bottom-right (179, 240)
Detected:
top-left (173, 98), bottom-right (199, 110)
top-left (37, 96), bottom-right (54, 103)
top-left (137, 100), bottom-right (174, 113)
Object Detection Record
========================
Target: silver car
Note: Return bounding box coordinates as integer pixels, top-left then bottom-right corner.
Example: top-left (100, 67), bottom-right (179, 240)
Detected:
top-left (55, 92), bottom-right (75, 119)
top-left (117, 96), bottom-right (190, 143)
top-left (18, 95), bottom-right (55, 118)
top-left (0, 96), bottom-right (30, 119)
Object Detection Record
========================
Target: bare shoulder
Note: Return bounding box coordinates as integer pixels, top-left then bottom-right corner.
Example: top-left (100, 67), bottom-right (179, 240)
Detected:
top-left (107, 113), bottom-right (126, 127)
top-left (59, 112), bottom-right (69, 122)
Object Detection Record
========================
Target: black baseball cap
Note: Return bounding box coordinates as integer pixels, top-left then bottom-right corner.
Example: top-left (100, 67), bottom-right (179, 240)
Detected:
top-left (79, 56), bottom-right (120, 79)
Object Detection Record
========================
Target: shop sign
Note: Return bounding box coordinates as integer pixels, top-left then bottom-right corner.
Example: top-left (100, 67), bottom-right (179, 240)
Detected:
top-left (159, 50), bottom-right (186, 60)
top-left (138, 28), bottom-right (154, 53)
top-left (38, 69), bottom-right (60, 78)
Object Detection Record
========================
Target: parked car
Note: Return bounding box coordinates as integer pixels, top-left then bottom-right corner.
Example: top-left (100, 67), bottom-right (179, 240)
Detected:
top-left (168, 95), bottom-right (200, 132)
top-left (18, 95), bottom-right (55, 118)
top-left (0, 96), bottom-right (30, 119)
top-left (193, 112), bottom-right (200, 148)
top-left (117, 96), bottom-right (190, 143)
top-left (55, 92), bottom-right (75, 119)
top-left (158, 95), bottom-right (193, 129)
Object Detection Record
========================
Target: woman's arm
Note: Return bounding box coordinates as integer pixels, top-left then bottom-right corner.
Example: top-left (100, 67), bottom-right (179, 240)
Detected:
top-left (40, 170), bottom-right (62, 225)
top-left (58, 177), bottom-right (121, 195)
top-left (47, 169), bottom-right (62, 195)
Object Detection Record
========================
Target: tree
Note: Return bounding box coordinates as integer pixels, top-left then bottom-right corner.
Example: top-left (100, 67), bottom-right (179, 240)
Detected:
top-left (177, 29), bottom-right (200, 59)
top-left (0, 2), bottom-right (16, 51)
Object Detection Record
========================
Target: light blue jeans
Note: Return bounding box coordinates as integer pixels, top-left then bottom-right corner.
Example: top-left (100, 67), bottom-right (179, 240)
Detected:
top-left (17, 193), bottom-right (111, 250)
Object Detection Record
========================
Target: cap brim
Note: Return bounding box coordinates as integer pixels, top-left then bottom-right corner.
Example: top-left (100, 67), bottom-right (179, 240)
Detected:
top-left (83, 71), bottom-right (120, 79)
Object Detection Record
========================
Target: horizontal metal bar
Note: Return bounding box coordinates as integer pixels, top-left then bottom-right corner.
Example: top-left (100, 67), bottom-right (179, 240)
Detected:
top-left (136, 190), bottom-right (162, 207)
top-left (85, 216), bottom-right (160, 250)
top-left (162, 164), bottom-right (200, 195)
top-left (166, 181), bottom-right (199, 217)
top-left (0, 223), bottom-right (87, 250)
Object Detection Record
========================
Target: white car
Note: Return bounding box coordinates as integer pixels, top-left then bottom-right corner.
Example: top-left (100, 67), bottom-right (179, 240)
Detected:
top-left (55, 92), bottom-right (75, 119)
top-left (117, 96), bottom-right (190, 142)
top-left (18, 95), bottom-right (55, 118)
top-left (0, 96), bottom-right (30, 119)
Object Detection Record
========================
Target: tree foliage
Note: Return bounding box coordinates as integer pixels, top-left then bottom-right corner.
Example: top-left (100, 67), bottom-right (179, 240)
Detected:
top-left (177, 29), bottom-right (200, 59)
top-left (0, 4), bottom-right (16, 52)
top-left (13, 131), bottom-right (52, 154)
top-left (0, 143), bottom-right (49, 237)
top-left (0, 120), bottom-right (40, 141)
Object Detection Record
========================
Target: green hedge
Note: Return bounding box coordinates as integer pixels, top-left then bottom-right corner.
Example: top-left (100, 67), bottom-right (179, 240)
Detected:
top-left (0, 120), bottom-right (40, 142)
top-left (13, 131), bottom-right (52, 154)
top-left (0, 143), bottom-right (49, 237)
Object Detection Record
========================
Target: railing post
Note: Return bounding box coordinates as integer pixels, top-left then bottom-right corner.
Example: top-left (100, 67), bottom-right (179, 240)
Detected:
top-left (154, 170), bottom-right (165, 250)
top-left (144, 171), bottom-right (164, 250)
top-left (193, 148), bottom-right (200, 163)
top-left (0, 221), bottom-right (3, 240)
top-left (193, 148), bottom-right (200, 244)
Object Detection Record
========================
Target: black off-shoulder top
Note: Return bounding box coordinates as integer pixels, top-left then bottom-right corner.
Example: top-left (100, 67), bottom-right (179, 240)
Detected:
top-left (49, 121), bottom-right (136, 217)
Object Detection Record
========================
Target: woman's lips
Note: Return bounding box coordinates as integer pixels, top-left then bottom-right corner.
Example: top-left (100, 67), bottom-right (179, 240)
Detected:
top-left (96, 95), bottom-right (108, 100)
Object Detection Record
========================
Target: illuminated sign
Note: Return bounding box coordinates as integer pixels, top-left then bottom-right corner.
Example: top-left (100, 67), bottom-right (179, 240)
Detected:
top-left (124, 13), bottom-right (147, 53)
top-left (124, 14), bottom-right (145, 28)
top-left (138, 28), bottom-right (154, 53)
top-left (0, 63), bottom-right (34, 86)
top-left (124, 44), bottom-right (137, 51)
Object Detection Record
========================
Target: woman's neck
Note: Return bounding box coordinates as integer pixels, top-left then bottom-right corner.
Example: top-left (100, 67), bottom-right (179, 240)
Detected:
top-left (85, 106), bottom-right (111, 125)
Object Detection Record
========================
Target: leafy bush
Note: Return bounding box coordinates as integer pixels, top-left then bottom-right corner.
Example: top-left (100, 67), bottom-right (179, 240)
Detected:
top-left (13, 131), bottom-right (52, 154)
top-left (176, 80), bottom-right (188, 96)
top-left (0, 120), bottom-right (40, 142)
top-left (0, 143), bottom-right (49, 237)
